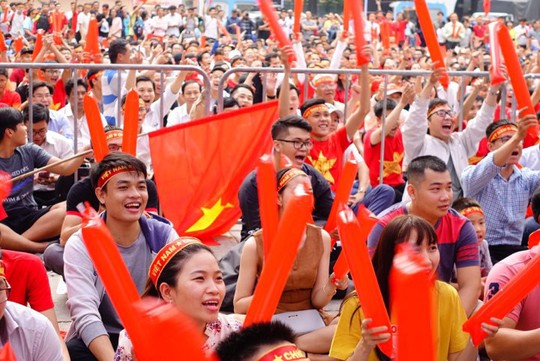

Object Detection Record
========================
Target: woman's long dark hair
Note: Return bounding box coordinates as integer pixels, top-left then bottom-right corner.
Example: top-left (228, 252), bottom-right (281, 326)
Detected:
top-left (348, 215), bottom-right (438, 361)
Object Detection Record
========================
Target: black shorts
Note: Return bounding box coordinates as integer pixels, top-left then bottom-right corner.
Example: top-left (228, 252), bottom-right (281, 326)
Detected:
top-left (1, 206), bottom-right (52, 234)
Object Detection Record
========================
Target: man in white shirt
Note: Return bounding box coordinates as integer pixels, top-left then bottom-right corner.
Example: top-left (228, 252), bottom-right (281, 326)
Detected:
top-left (204, 6), bottom-right (219, 40)
top-left (165, 5), bottom-right (182, 37)
top-left (76, 3), bottom-right (91, 42)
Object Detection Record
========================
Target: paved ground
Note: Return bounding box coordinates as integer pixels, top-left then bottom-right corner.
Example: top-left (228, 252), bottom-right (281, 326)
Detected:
top-left (49, 221), bottom-right (340, 333)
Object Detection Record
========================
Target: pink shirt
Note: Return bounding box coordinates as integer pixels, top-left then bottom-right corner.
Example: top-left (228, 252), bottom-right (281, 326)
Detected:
top-left (484, 246), bottom-right (540, 361)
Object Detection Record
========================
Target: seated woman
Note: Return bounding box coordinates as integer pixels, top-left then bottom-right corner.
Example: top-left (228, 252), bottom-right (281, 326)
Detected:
top-left (234, 167), bottom-right (349, 357)
top-left (330, 215), bottom-right (499, 361)
top-left (115, 237), bottom-right (243, 360)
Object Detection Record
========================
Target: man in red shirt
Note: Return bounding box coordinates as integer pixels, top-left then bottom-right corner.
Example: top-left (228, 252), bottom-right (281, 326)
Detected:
top-left (0, 69), bottom-right (20, 108)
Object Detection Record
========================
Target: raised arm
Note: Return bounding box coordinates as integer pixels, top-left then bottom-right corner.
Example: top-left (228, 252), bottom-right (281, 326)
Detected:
top-left (345, 47), bottom-right (371, 140)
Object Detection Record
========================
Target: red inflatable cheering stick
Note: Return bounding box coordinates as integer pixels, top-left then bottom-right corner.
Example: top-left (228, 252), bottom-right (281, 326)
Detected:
top-left (293, 0), bottom-right (303, 35)
top-left (121, 89), bottom-right (140, 156)
top-left (258, 0), bottom-right (295, 62)
top-left (332, 205), bottom-right (377, 282)
top-left (324, 158), bottom-right (358, 245)
top-left (0, 343), bottom-right (16, 361)
top-left (83, 94), bottom-right (108, 162)
top-left (337, 207), bottom-right (393, 357)
top-left (413, 0), bottom-right (450, 88)
top-left (390, 243), bottom-right (436, 361)
top-left (497, 24), bottom-right (539, 146)
top-left (488, 22), bottom-right (505, 86)
top-left (257, 154), bottom-right (279, 260)
top-left (245, 182), bottom-right (314, 326)
top-left (463, 246), bottom-right (540, 346)
top-left (349, 0), bottom-right (369, 66)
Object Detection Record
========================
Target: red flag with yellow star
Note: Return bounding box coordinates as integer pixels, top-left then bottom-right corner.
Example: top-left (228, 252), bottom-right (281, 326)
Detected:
top-left (149, 101), bottom-right (278, 243)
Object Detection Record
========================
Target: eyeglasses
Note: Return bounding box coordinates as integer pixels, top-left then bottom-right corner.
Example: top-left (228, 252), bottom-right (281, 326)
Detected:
top-left (277, 139), bottom-right (313, 150)
top-left (428, 109), bottom-right (455, 118)
top-left (32, 128), bottom-right (47, 137)
top-left (33, 93), bottom-right (51, 100)
top-left (45, 70), bottom-right (60, 74)
top-left (108, 143), bottom-right (122, 152)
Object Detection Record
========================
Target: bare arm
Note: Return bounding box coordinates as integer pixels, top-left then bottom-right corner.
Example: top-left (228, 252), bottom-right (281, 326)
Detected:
top-left (40, 308), bottom-right (71, 361)
top-left (60, 214), bottom-right (82, 246)
top-left (345, 51), bottom-right (370, 140)
top-left (87, 335), bottom-right (115, 361)
top-left (278, 45), bottom-right (294, 118)
top-left (485, 316), bottom-right (540, 361)
top-left (46, 154), bottom-right (87, 176)
top-left (233, 238), bottom-right (259, 314)
top-left (456, 265), bottom-right (481, 316)
top-left (310, 230), bottom-right (340, 309)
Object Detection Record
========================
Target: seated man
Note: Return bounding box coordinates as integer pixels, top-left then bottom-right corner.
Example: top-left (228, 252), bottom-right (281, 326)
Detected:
top-left (43, 126), bottom-right (160, 276)
top-left (0, 107), bottom-right (87, 253)
top-left (367, 155), bottom-right (481, 316)
top-left (0, 260), bottom-right (64, 360)
top-left (216, 321), bottom-right (308, 361)
top-left (239, 115), bottom-right (333, 240)
top-left (461, 116), bottom-right (540, 264)
top-left (64, 152), bottom-right (178, 360)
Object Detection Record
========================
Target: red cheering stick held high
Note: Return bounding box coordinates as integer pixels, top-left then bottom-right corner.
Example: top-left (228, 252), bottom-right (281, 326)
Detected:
top-left (484, 0), bottom-right (491, 17)
top-left (324, 158), bottom-right (358, 245)
top-left (414, 0), bottom-right (449, 88)
top-left (488, 22), bottom-right (505, 86)
top-left (256, 154), bottom-right (279, 260)
top-left (293, 0), bottom-right (303, 35)
top-left (390, 243), bottom-right (436, 361)
top-left (337, 207), bottom-right (393, 357)
top-left (0, 32), bottom-right (6, 52)
top-left (32, 30), bottom-right (44, 62)
top-left (83, 94), bottom-right (108, 162)
top-left (244, 182), bottom-right (313, 326)
top-left (342, 0), bottom-right (350, 34)
top-left (84, 18), bottom-right (101, 57)
top-left (463, 246), bottom-right (540, 346)
top-left (349, 0), bottom-right (369, 65)
top-left (497, 24), bottom-right (539, 146)
top-left (258, 0), bottom-right (295, 62)
top-left (12, 37), bottom-right (23, 54)
top-left (121, 89), bottom-right (140, 156)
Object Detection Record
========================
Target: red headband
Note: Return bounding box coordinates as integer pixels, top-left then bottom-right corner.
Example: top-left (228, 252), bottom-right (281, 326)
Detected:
top-left (460, 206), bottom-right (484, 218)
top-left (302, 104), bottom-right (328, 119)
top-left (105, 130), bottom-right (123, 141)
top-left (488, 124), bottom-right (517, 143)
top-left (96, 165), bottom-right (136, 188)
top-left (257, 344), bottom-right (307, 361)
top-left (277, 168), bottom-right (306, 193)
top-left (149, 238), bottom-right (202, 286)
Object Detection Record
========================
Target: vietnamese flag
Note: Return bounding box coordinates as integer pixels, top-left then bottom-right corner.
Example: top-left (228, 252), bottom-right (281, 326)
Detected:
top-left (149, 101), bottom-right (279, 243)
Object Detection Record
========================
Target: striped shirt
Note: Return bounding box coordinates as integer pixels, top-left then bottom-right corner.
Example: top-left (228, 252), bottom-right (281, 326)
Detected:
top-left (102, 69), bottom-right (128, 126)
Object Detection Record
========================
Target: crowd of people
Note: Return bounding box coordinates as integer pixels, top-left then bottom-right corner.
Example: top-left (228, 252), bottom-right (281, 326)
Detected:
top-left (0, 0), bottom-right (539, 359)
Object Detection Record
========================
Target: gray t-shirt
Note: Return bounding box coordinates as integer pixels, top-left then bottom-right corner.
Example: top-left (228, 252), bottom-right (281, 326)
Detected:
top-left (0, 144), bottom-right (51, 213)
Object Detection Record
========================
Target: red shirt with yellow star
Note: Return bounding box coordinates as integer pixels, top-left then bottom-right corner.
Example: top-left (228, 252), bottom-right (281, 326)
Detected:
top-left (306, 127), bottom-right (351, 191)
top-left (363, 128), bottom-right (405, 187)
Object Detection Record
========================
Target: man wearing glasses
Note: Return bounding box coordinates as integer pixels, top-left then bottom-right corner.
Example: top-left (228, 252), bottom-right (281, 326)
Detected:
top-left (31, 81), bottom-right (73, 140)
top-left (402, 68), bottom-right (501, 201)
top-left (0, 260), bottom-right (63, 360)
top-left (462, 116), bottom-right (540, 264)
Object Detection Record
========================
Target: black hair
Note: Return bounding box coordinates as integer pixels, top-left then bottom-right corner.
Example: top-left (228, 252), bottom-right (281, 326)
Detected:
top-left (276, 82), bottom-right (300, 97)
top-left (374, 98), bottom-right (397, 119)
top-left (136, 75), bottom-right (156, 92)
top-left (485, 119), bottom-right (517, 141)
top-left (230, 83), bottom-right (255, 97)
top-left (0, 69), bottom-right (8, 78)
top-left (108, 38), bottom-right (129, 63)
top-left (65, 78), bottom-right (88, 97)
top-left (531, 187), bottom-right (540, 223)
top-left (299, 98), bottom-right (326, 117)
top-left (213, 97), bottom-right (240, 114)
top-left (407, 155), bottom-right (447, 186)
top-left (142, 241), bottom-right (214, 298)
top-left (271, 115), bottom-right (312, 140)
top-left (181, 80), bottom-right (202, 94)
top-left (452, 197), bottom-right (482, 213)
top-left (0, 107), bottom-right (24, 141)
top-left (427, 98), bottom-right (449, 115)
top-left (196, 51), bottom-right (209, 65)
top-left (22, 103), bottom-right (49, 124)
top-left (215, 321), bottom-right (297, 361)
top-left (90, 152), bottom-right (147, 190)
top-left (31, 81), bottom-right (54, 97)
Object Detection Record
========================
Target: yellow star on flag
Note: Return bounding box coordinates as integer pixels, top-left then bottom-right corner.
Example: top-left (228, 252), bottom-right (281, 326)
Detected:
top-left (382, 152), bottom-right (403, 178)
top-left (186, 198), bottom-right (234, 233)
top-left (272, 356), bottom-right (283, 361)
top-left (308, 152), bottom-right (337, 184)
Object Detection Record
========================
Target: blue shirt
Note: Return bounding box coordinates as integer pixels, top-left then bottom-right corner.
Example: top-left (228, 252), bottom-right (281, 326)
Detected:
top-left (461, 152), bottom-right (540, 247)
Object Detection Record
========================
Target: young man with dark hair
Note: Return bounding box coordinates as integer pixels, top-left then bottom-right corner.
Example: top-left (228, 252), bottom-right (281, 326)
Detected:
top-left (368, 155), bottom-right (481, 316)
top-left (216, 321), bottom-right (306, 361)
top-left (0, 107), bottom-right (87, 253)
top-left (31, 81), bottom-right (73, 139)
top-left (238, 114), bottom-right (333, 239)
top-left (64, 152), bottom-right (177, 361)
top-left (0, 68), bottom-right (21, 107)
top-left (462, 115), bottom-right (540, 264)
